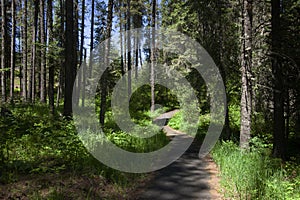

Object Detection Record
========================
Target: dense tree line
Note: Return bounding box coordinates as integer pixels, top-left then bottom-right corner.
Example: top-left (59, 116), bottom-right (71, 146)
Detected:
top-left (0, 0), bottom-right (299, 160)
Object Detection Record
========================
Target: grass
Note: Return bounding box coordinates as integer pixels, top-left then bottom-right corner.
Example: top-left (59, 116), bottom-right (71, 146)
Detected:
top-left (0, 103), bottom-right (169, 199)
top-left (168, 109), bottom-right (300, 200)
top-left (211, 140), bottom-right (300, 200)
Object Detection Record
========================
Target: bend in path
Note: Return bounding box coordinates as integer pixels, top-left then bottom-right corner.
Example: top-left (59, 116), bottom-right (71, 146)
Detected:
top-left (138, 110), bottom-right (222, 200)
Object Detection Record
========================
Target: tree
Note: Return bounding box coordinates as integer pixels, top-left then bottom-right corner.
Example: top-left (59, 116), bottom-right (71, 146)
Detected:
top-left (99, 0), bottom-right (114, 126)
top-left (88, 0), bottom-right (95, 79)
top-left (79, 0), bottom-right (85, 67)
top-left (9, 0), bottom-right (16, 103)
top-left (56, 0), bottom-right (66, 107)
top-left (150, 0), bottom-right (156, 112)
top-left (1, 0), bottom-right (7, 102)
top-left (126, 0), bottom-right (131, 97)
top-left (78, 0), bottom-right (85, 107)
top-left (117, 0), bottom-right (125, 75)
top-left (28, 0), bottom-right (39, 103)
top-left (40, 0), bottom-right (46, 103)
top-left (271, 0), bottom-right (285, 159)
top-left (47, 0), bottom-right (55, 114)
top-left (132, 0), bottom-right (144, 80)
top-left (63, 0), bottom-right (75, 117)
top-left (21, 0), bottom-right (28, 101)
top-left (239, 0), bottom-right (253, 149)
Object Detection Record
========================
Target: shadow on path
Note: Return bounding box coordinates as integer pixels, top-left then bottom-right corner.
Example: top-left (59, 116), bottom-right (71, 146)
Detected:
top-left (139, 139), bottom-right (212, 200)
top-left (138, 110), bottom-right (214, 200)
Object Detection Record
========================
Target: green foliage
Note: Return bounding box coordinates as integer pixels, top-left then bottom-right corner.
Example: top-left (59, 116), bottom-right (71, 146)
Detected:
top-left (167, 111), bottom-right (182, 130)
top-left (228, 104), bottom-right (240, 133)
top-left (212, 140), bottom-right (300, 200)
top-left (129, 84), bottom-right (179, 118)
top-left (107, 130), bottom-right (169, 153)
top-left (0, 104), bottom-right (169, 187)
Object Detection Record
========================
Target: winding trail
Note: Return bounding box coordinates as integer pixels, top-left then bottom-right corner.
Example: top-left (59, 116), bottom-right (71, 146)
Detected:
top-left (137, 110), bottom-right (222, 200)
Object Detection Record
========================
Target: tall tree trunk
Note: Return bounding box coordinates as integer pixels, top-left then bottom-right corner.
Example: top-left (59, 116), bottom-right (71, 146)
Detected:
top-left (217, 0), bottom-right (231, 140)
top-left (73, 0), bottom-right (79, 105)
top-left (1, 0), bottom-right (7, 103)
top-left (10, 0), bottom-right (16, 103)
top-left (133, 2), bottom-right (142, 80)
top-left (21, 0), bottom-right (28, 101)
top-left (119, 1), bottom-right (125, 75)
top-left (150, 0), bottom-right (156, 112)
top-left (240, 0), bottom-right (253, 149)
top-left (100, 0), bottom-right (113, 126)
top-left (79, 0), bottom-right (85, 67)
top-left (28, 0), bottom-right (39, 103)
top-left (81, 48), bottom-right (86, 107)
top-left (88, 0), bottom-right (94, 79)
top-left (57, 0), bottom-right (65, 105)
top-left (271, 0), bottom-right (285, 159)
top-left (135, 41), bottom-right (138, 79)
top-left (127, 0), bottom-right (131, 97)
top-left (63, 0), bottom-right (75, 117)
top-left (79, 0), bottom-right (85, 106)
top-left (40, 0), bottom-right (46, 103)
top-left (47, 0), bottom-right (54, 114)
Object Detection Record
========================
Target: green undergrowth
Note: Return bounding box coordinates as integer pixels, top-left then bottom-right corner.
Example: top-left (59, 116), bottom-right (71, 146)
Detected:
top-left (0, 104), bottom-right (169, 199)
top-left (168, 110), bottom-right (210, 140)
top-left (211, 140), bottom-right (300, 200)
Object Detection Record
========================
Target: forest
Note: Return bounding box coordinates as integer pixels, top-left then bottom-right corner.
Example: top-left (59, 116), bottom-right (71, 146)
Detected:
top-left (0, 0), bottom-right (299, 199)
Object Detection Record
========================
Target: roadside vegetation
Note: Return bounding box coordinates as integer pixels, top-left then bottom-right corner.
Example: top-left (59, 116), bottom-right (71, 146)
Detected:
top-left (0, 104), bottom-right (168, 199)
top-left (169, 108), bottom-right (300, 200)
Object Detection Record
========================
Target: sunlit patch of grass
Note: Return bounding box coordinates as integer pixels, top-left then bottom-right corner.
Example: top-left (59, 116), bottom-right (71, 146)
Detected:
top-left (211, 140), bottom-right (300, 200)
top-left (0, 104), bottom-right (169, 199)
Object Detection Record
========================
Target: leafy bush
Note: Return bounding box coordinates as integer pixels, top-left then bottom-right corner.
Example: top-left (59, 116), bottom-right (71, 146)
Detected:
top-left (228, 104), bottom-right (240, 136)
top-left (168, 110), bottom-right (182, 130)
top-left (0, 104), bottom-right (170, 185)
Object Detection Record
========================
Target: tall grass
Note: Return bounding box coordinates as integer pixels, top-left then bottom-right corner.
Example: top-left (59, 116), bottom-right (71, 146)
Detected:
top-left (211, 140), bottom-right (300, 200)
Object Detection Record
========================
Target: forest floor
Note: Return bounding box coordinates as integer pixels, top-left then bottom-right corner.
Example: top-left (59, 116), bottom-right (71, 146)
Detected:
top-left (0, 110), bottom-right (224, 199)
top-left (135, 110), bottom-right (223, 200)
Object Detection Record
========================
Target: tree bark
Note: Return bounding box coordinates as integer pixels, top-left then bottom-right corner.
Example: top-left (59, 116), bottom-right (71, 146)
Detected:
top-left (47, 0), bottom-right (54, 114)
top-left (40, 0), bottom-right (46, 103)
top-left (88, 0), bottom-right (95, 79)
top-left (10, 0), bottom-right (16, 103)
top-left (127, 0), bottom-right (131, 97)
top-left (81, 48), bottom-right (86, 107)
top-left (78, 0), bottom-right (85, 106)
top-left (73, 0), bottom-right (79, 105)
top-left (271, 0), bottom-right (285, 160)
top-left (1, 0), bottom-right (7, 103)
top-left (56, 0), bottom-right (65, 105)
top-left (21, 0), bottom-right (28, 101)
top-left (150, 0), bottom-right (156, 112)
top-left (28, 0), bottom-right (39, 103)
top-left (63, 0), bottom-right (75, 117)
top-left (240, 0), bottom-right (253, 149)
top-left (100, 0), bottom-right (113, 126)
top-left (119, 1), bottom-right (125, 75)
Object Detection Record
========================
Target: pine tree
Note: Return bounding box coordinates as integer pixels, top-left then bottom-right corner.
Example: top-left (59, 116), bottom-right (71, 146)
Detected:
top-left (40, 0), bottom-right (46, 103)
top-left (63, 0), bottom-right (75, 117)
top-left (150, 0), bottom-right (156, 112)
top-left (1, 0), bottom-right (7, 102)
top-left (100, 0), bottom-right (114, 126)
top-left (21, 0), bottom-right (28, 101)
top-left (10, 0), bottom-right (16, 103)
top-left (271, 0), bottom-right (285, 159)
top-left (47, 0), bottom-right (54, 114)
top-left (240, 0), bottom-right (253, 149)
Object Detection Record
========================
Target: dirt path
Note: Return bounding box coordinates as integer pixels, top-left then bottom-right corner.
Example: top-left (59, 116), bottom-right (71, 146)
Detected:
top-left (137, 110), bottom-right (223, 200)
